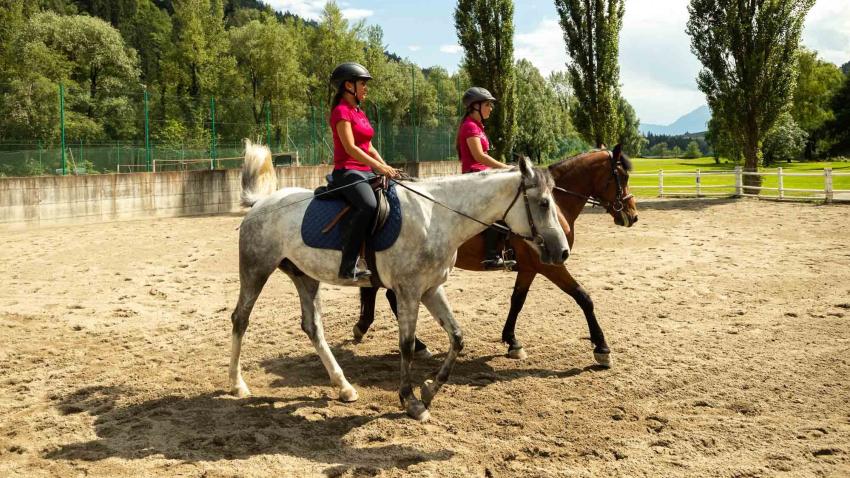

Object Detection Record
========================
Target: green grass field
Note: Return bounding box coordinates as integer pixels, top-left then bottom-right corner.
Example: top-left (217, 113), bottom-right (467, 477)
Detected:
top-left (626, 157), bottom-right (850, 198)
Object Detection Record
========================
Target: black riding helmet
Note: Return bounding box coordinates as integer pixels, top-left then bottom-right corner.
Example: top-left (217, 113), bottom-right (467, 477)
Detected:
top-left (330, 62), bottom-right (372, 105)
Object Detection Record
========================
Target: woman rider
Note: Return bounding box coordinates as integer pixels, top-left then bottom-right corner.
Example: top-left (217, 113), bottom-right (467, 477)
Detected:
top-left (329, 62), bottom-right (400, 280)
top-left (456, 86), bottom-right (514, 269)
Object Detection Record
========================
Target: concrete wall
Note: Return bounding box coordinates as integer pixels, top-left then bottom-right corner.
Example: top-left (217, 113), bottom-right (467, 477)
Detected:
top-left (0, 161), bottom-right (460, 229)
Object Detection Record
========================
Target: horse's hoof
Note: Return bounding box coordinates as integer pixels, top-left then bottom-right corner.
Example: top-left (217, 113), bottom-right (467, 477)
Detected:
top-left (420, 379), bottom-right (438, 406)
top-left (594, 352), bottom-right (612, 368)
top-left (414, 347), bottom-right (433, 360)
top-left (339, 385), bottom-right (359, 402)
top-left (352, 324), bottom-right (366, 343)
top-left (507, 347), bottom-right (528, 360)
top-left (406, 400), bottom-right (430, 422)
top-left (230, 383), bottom-right (251, 398)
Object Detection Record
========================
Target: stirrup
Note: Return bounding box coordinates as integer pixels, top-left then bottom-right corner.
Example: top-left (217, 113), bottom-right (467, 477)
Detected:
top-left (481, 257), bottom-right (516, 271)
top-left (339, 266), bottom-right (372, 281)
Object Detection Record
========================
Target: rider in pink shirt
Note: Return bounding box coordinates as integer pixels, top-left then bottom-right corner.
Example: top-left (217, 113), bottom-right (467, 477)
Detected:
top-left (328, 62), bottom-right (400, 280)
top-left (456, 87), bottom-right (514, 269)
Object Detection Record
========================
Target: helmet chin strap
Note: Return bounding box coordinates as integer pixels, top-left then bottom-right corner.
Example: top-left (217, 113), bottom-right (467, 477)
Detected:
top-left (345, 81), bottom-right (361, 107)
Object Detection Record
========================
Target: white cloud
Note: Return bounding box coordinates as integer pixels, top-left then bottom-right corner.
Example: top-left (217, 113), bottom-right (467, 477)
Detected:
top-left (341, 8), bottom-right (374, 21)
top-left (514, 19), bottom-right (567, 76)
top-left (440, 44), bottom-right (462, 54)
top-left (408, 45), bottom-right (422, 52)
top-left (803, 0), bottom-right (850, 65)
top-left (264, 0), bottom-right (325, 20)
top-left (264, 1), bottom-right (372, 21)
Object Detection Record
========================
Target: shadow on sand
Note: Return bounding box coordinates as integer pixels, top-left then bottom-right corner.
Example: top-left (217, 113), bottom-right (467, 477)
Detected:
top-left (45, 386), bottom-right (452, 474)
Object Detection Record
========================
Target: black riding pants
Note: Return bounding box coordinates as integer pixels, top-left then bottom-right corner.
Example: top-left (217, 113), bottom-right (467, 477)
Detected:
top-left (332, 169), bottom-right (377, 267)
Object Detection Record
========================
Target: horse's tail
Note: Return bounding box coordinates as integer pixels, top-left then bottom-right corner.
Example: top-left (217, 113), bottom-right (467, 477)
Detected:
top-left (241, 139), bottom-right (277, 207)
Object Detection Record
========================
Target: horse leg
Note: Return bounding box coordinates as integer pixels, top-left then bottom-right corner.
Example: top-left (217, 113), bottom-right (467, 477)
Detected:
top-left (540, 266), bottom-right (611, 368)
top-left (502, 271), bottom-right (537, 360)
top-left (229, 267), bottom-right (273, 398)
top-left (382, 289), bottom-right (433, 359)
top-left (395, 288), bottom-right (429, 421)
top-left (355, 288), bottom-right (432, 359)
top-left (419, 285), bottom-right (463, 410)
top-left (292, 274), bottom-right (358, 402)
top-left (567, 284), bottom-right (611, 368)
top-left (354, 287), bottom-right (378, 342)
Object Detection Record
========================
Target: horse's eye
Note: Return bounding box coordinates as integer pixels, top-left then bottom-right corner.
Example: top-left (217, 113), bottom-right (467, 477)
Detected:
top-left (540, 199), bottom-right (550, 209)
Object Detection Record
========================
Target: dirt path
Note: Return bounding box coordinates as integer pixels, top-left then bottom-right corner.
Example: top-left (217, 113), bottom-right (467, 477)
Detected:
top-left (1, 199), bottom-right (848, 477)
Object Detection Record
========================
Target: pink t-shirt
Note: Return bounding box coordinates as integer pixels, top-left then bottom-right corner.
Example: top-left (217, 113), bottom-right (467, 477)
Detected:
top-left (330, 103), bottom-right (374, 171)
top-left (458, 116), bottom-right (490, 173)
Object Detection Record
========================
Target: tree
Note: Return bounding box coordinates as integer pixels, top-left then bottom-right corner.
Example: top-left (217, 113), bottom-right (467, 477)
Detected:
top-left (684, 140), bottom-right (702, 158)
top-left (824, 75), bottom-right (850, 156)
top-left (762, 112), bottom-right (807, 165)
top-left (513, 59), bottom-right (561, 162)
top-left (649, 142), bottom-right (669, 158)
top-left (555, 0), bottom-right (624, 148)
top-left (687, 0), bottom-right (814, 193)
top-left (616, 96), bottom-right (646, 156)
top-left (455, 0), bottom-right (516, 161)
top-left (791, 48), bottom-right (844, 158)
top-left (706, 115), bottom-right (742, 164)
top-left (671, 145), bottom-right (683, 158)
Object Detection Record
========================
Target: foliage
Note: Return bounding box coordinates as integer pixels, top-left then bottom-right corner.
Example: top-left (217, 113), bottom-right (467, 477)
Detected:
top-left (824, 74), bottom-right (850, 156)
top-left (791, 48), bottom-right (844, 158)
top-left (555, 0), bottom-right (624, 148)
top-left (687, 0), bottom-right (814, 191)
top-left (455, 0), bottom-right (516, 161)
top-left (762, 112), bottom-right (807, 165)
top-left (616, 97), bottom-right (647, 156)
top-left (684, 140), bottom-right (701, 159)
top-left (513, 59), bottom-right (562, 162)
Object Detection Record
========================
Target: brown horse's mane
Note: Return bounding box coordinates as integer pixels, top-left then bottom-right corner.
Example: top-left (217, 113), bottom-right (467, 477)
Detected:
top-left (548, 149), bottom-right (633, 178)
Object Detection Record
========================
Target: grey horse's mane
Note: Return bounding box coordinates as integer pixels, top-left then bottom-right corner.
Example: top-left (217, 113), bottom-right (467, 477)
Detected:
top-left (415, 165), bottom-right (554, 191)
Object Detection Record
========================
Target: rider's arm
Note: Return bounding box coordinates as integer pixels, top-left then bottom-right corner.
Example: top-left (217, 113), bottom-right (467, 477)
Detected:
top-left (336, 121), bottom-right (395, 176)
top-left (368, 142), bottom-right (388, 165)
top-left (466, 136), bottom-right (510, 169)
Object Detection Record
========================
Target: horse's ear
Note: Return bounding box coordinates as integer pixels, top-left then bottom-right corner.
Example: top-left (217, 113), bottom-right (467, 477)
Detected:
top-left (612, 143), bottom-right (623, 159)
top-left (518, 156), bottom-right (534, 180)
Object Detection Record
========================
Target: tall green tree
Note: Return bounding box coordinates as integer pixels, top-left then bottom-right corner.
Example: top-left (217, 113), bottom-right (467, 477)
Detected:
top-left (514, 59), bottom-right (561, 162)
top-left (306, 1), bottom-right (365, 107)
top-left (616, 97), bottom-right (646, 156)
top-left (455, 0), bottom-right (516, 161)
top-left (555, 0), bottom-right (624, 148)
top-left (762, 112), bottom-right (807, 165)
top-left (687, 0), bottom-right (814, 192)
top-left (824, 74), bottom-right (850, 155)
top-left (791, 48), bottom-right (844, 158)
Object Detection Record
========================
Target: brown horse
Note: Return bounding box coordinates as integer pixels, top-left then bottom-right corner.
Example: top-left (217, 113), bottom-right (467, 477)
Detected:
top-left (356, 145), bottom-right (638, 367)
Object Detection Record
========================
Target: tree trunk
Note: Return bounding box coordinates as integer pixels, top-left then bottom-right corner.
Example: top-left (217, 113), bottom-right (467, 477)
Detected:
top-left (742, 137), bottom-right (762, 194)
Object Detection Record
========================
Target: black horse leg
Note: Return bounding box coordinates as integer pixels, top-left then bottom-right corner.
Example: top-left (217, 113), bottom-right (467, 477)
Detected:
top-left (502, 271), bottom-right (537, 359)
top-left (567, 284), bottom-right (611, 367)
top-left (384, 289), bottom-right (430, 355)
top-left (354, 287), bottom-right (379, 342)
top-left (356, 288), bottom-right (429, 355)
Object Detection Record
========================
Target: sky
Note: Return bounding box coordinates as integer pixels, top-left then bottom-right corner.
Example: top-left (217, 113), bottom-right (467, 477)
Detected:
top-left (267, 0), bottom-right (850, 125)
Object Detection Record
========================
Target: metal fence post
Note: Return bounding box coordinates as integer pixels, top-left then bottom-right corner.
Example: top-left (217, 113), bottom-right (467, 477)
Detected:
top-left (778, 167), bottom-right (784, 199)
top-left (210, 96), bottom-right (217, 169)
top-left (59, 83), bottom-right (66, 175)
top-left (144, 87), bottom-right (151, 172)
top-left (825, 168), bottom-right (833, 203)
top-left (696, 168), bottom-right (701, 197)
top-left (658, 170), bottom-right (664, 197)
top-left (734, 166), bottom-right (743, 197)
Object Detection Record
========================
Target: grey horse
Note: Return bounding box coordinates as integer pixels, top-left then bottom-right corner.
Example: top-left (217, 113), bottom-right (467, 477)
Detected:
top-left (229, 140), bottom-right (570, 421)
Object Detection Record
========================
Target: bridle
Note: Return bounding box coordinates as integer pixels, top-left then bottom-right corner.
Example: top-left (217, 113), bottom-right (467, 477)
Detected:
top-left (391, 173), bottom-right (546, 245)
top-left (553, 150), bottom-right (633, 212)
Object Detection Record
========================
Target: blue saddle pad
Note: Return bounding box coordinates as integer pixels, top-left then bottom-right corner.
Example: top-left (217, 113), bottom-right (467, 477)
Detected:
top-left (301, 183), bottom-right (402, 251)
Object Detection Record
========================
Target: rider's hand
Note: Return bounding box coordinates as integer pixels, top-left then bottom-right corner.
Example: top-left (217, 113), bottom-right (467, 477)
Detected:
top-left (379, 164), bottom-right (400, 178)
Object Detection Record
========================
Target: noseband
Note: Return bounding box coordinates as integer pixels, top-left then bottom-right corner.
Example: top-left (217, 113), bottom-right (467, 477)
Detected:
top-left (553, 150), bottom-right (633, 212)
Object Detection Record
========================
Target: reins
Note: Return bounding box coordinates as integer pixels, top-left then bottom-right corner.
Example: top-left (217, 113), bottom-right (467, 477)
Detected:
top-left (551, 150), bottom-right (633, 212)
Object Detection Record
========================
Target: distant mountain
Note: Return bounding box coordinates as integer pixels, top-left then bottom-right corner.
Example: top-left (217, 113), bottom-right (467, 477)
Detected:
top-left (640, 105), bottom-right (710, 135)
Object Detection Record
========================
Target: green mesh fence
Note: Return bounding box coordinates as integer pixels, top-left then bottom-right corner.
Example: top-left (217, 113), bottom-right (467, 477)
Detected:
top-left (0, 85), bottom-right (460, 177)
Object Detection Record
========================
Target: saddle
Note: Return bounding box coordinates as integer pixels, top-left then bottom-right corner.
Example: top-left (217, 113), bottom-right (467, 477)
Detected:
top-left (313, 174), bottom-right (391, 236)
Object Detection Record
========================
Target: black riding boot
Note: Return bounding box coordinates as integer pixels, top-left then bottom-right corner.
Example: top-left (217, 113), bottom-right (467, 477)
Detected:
top-left (338, 220), bottom-right (372, 281)
top-left (481, 226), bottom-right (516, 270)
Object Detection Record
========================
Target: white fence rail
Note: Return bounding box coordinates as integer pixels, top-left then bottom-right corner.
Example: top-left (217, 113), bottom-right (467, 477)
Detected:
top-left (630, 166), bottom-right (850, 203)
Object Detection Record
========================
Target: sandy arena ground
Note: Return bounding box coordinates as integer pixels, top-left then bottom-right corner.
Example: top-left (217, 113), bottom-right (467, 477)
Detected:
top-left (1, 199), bottom-right (849, 477)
